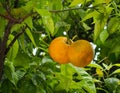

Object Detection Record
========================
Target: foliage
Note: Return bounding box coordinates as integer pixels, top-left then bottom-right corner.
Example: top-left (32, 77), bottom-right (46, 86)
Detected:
top-left (0, 0), bottom-right (120, 93)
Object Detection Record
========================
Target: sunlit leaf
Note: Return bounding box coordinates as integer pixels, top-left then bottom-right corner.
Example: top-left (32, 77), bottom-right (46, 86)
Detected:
top-left (108, 17), bottom-right (120, 34)
top-left (35, 8), bottom-right (54, 36)
top-left (25, 28), bottom-right (36, 46)
top-left (7, 34), bottom-right (19, 61)
top-left (111, 69), bottom-right (120, 75)
top-left (94, 19), bottom-right (106, 41)
top-left (100, 30), bottom-right (109, 43)
top-left (69, 0), bottom-right (91, 7)
top-left (82, 11), bottom-right (99, 22)
top-left (96, 68), bottom-right (103, 77)
top-left (24, 17), bottom-right (33, 29)
top-left (69, 0), bottom-right (83, 7)
top-left (113, 64), bottom-right (120, 67)
top-left (88, 63), bottom-right (103, 70)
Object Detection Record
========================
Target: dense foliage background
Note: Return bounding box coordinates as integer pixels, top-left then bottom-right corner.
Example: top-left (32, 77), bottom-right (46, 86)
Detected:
top-left (0, 0), bottom-right (120, 93)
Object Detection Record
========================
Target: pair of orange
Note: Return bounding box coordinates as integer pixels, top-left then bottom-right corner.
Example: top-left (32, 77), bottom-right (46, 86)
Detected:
top-left (48, 36), bottom-right (94, 67)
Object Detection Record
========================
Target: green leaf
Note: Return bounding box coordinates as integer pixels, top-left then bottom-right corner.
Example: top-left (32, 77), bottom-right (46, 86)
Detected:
top-left (7, 34), bottom-right (19, 61)
top-left (93, 0), bottom-right (104, 5)
top-left (88, 63), bottom-right (103, 70)
top-left (1, 79), bottom-right (14, 93)
top-left (4, 60), bottom-right (18, 86)
top-left (82, 11), bottom-right (99, 22)
top-left (0, 18), bottom-right (7, 37)
top-left (13, 50), bottom-right (31, 68)
top-left (23, 17), bottom-right (33, 29)
top-left (108, 17), bottom-right (120, 34)
top-left (18, 78), bottom-right (36, 93)
top-left (35, 8), bottom-right (54, 36)
top-left (11, 24), bottom-right (21, 33)
top-left (113, 64), bottom-right (120, 67)
top-left (105, 78), bottom-right (119, 93)
top-left (69, 0), bottom-right (91, 7)
top-left (111, 69), bottom-right (120, 75)
top-left (82, 22), bottom-right (91, 30)
top-left (25, 28), bottom-right (36, 47)
top-left (42, 16), bottom-right (54, 36)
top-left (19, 34), bottom-right (26, 51)
top-left (100, 30), bottom-right (109, 43)
top-left (111, 44), bottom-right (120, 53)
top-left (53, 64), bottom-right (96, 93)
top-left (94, 18), bottom-right (106, 41)
top-left (69, 0), bottom-right (83, 7)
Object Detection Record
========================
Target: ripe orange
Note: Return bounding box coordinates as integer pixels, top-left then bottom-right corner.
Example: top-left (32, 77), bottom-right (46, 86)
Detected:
top-left (48, 37), bottom-right (71, 64)
top-left (68, 40), bottom-right (94, 67)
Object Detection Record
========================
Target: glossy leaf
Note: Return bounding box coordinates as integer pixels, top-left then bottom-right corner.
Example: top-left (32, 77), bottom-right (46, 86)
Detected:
top-left (69, 0), bottom-right (83, 7)
top-left (24, 17), bottom-right (33, 29)
top-left (82, 11), bottom-right (99, 22)
top-left (25, 28), bottom-right (36, 47)
top-left (69, 0), bottom-right (91, 7)
top-left (108, 17), bottom-right (120, 34)
top-left (100, 30), bottom-right (109, 43)
top-left (35, 9), bottom-right (54, 36)
top-left (88, 63), bottom-right (103, 70)
top-left (7, 34), bottom-right (19, 61)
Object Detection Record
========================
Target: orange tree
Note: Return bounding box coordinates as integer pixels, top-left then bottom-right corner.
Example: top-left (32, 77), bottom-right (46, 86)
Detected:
top-left (0, 0), bottom-right (120, 93)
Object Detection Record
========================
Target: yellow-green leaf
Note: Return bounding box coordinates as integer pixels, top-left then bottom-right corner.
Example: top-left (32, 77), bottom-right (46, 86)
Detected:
top-left (96, 68), bottom-right (103, 77)
top-left (7, 34), bottom-right (19, 61)
top-left (69, 0), bottom-right (83, 7)
top-left (100, 30), bottom-right (109, 43)
top-left (35, 8), bottom-right (54, 36)
top-left (25, 28), bottom-right (36, 46)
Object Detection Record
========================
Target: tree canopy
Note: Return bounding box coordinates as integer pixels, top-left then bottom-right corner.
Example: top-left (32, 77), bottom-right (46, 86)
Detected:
top-left (0, 0), bottom-right (120, 93)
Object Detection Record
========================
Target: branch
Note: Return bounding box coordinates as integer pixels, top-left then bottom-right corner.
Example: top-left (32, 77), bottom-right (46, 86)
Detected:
top-left (0, 21), bottom-right (14, 80)
top-left (49, 7), bottom-right (83, 13)
top-left (18, 12), bottom-right (36, 23)
top-left (5, 25), bottom-right (28, 54)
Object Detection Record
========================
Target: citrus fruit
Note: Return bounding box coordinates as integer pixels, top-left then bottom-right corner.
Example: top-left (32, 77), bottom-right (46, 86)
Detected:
top-left (48, 36), bottom-right (71, 64)
top-left (68, 40), bottom-right (94, 67)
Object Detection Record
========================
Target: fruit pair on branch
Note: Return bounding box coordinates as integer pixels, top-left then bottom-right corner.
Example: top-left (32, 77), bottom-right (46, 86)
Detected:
top-left (49, 37), bottom-right (94, 67)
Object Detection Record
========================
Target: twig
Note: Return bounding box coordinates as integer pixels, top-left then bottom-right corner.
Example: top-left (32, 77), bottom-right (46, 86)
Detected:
top-left (98, 57), bottom-right (108, 63)
top-left (49, 7), bottom-right (83, 13)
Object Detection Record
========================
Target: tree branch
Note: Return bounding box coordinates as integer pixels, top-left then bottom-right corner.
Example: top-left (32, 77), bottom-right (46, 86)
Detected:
top-left (49, 7), bottom-right (83, 13)
top-left (0, 21), bottom-right (14, 80)
top-left (5, 25), bottom-right (27, 54)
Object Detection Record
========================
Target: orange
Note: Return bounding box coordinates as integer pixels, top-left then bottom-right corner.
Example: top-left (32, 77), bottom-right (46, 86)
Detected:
top-left (68, 40), bottom-right (94, 67)
top-left (48, 36), bottom-right (71, 64)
